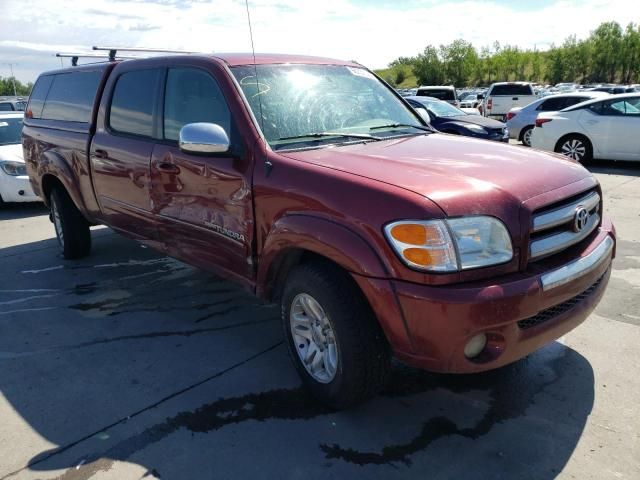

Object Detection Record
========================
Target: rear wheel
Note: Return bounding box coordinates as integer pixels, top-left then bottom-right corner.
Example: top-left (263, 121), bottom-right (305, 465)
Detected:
top-left (282, 261), bottom-right (390, 409)
top-left (520, 126), bottom-right (534, 147)
top-left (50, 187), bottom-right (91, 259)
top-left (555, 135), bottom-right (593, 163)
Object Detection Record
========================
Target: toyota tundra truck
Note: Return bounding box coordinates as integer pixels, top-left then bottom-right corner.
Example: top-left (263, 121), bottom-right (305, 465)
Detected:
top-left (23, 53), bottom-right (615, 409)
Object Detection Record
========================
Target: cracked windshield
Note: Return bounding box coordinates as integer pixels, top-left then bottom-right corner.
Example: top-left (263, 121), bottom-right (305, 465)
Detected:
top-left (232, 64), bottom-right (423, 149)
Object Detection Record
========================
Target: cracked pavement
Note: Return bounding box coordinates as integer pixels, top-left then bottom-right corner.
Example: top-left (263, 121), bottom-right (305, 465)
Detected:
top-left (0, 160), bottom-right (639, 479)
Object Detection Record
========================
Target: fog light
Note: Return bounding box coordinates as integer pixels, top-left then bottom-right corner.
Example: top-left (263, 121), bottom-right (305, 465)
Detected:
top-left (464, 333), bottom-right (487, 359)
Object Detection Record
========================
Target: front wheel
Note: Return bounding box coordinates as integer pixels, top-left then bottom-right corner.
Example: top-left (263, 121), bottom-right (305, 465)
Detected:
top-left (50, 187), bottom-right (92, 259)
top-left (521, 126), bottom-right (534, 147)
top-left (282, 262), bottom-right (390, 409)
top-left (555, 135), bottom-right (593, 163)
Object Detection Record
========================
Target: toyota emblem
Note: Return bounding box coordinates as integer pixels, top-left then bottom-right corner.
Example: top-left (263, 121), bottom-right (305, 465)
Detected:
top-left (574, 206), bottom-right (590, 232)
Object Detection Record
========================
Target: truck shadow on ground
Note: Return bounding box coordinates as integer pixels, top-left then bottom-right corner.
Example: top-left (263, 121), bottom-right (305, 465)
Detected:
top-left (0, 235), bottom-right (594, 479)
top-left (0, 201), bottom-right (47, 220)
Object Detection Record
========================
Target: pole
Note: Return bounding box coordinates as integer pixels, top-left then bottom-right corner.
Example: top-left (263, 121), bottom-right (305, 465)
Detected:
top-left (8, 63), bottom-right (17, 96)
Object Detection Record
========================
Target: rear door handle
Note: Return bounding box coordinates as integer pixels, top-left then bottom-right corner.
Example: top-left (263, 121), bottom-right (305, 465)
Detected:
top-left (94, 149), bottom-right (108, 159)
top-left (156, 162), bottom-right (181, 174)
top-left (512, 97), bottom-right (519, 100)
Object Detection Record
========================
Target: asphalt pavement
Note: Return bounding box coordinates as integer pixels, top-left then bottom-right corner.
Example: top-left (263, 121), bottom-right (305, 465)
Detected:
top-left (0, 159), bottom-right (639, 479)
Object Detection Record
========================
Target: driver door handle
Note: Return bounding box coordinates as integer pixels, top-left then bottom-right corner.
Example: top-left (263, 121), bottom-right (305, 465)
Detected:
top-left (155, 162), bottom-right (181, 174)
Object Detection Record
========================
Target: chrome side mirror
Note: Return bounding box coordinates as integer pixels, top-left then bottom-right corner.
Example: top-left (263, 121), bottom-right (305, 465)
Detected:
top-left (179, 123), bottom-right (230, 154)
top-left (415, 107), bottom-right (431, 123)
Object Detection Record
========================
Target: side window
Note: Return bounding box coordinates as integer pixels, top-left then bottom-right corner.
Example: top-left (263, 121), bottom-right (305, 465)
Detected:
top-left (624, 97), bottom-right (640, 115)
top-left (564, 97), bottom-right (589, 108)
top-left (538, 97), bottom-right (565, 111)
top-left (600, 99), bottom-right (627, 116)
top-left (109, 69), bottom-right (161, 138)
top-left (0, 103), bottom-right (13, 111)
top-left (163, 68), bottom-right (231, 141)
top-left (26, 75), bottom-right (54, 119)
top-left (588, 102), bottom-right (603, 115)
top-left (41, 71), bottom-right (102, 122)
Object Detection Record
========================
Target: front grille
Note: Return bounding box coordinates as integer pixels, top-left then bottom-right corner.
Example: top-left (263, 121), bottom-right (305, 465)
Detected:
top-left (529, 189), bottom-right (600, 261)
top-left (517, 273), bottom-right (605, 330)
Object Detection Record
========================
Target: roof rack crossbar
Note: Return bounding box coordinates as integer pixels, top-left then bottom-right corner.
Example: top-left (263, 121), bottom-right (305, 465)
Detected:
top-left (92, 46), bottom-right (197, 61)
top-left (56, 52), bottom-right (137, 66)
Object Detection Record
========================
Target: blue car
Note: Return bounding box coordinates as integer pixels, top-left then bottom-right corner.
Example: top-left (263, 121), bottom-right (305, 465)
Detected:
top-left (405, 96), bottom-right (508, 142)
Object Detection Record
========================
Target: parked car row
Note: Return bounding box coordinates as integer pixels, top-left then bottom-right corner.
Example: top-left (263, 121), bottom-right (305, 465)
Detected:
top-left (0, 96), bottom-right (28, 112)
top-left (506, 92), bottom-right (610, 146)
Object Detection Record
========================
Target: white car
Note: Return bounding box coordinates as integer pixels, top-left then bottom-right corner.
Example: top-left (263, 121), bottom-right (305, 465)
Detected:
top-left (0, 113), bottom-right (40, 204)
top-left (530, 93), bottom-right (640, 162)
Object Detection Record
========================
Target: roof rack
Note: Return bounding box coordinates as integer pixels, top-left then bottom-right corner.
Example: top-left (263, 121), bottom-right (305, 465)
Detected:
top-left (56, 52), bottom-right (137, 66)
top-left (92, 46), bottom-right (197, 61)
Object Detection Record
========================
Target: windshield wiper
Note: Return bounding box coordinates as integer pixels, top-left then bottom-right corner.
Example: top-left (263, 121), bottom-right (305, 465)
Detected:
top-left (277, 132), bottom-right (382, 142)
top-left (369, 123), bottom-right (435, 133)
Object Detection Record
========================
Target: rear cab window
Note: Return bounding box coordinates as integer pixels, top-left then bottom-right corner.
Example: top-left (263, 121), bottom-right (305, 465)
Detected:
top-left (417, 88), bottom-right (455, 101)
top-left (26, 68), bottom-right (106, 125)
top-left (41, 71), bottom-right (102, 122)
top-left (489, 84), bottom-right (534, 96)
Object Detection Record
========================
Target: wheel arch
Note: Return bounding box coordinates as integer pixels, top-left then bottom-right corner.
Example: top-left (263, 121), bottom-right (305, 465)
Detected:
top-left (519, 124), bottom-right (534, 142)
top-left (554, 132), bottom-right (593, 154)
top-left (257, 214), bottom-right (389, 303)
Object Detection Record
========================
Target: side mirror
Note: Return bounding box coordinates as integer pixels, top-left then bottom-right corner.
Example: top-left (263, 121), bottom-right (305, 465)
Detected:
top-left (179, 123), bottom-right (230, 154)
top-left (415, 107), bottom-right (432, 123)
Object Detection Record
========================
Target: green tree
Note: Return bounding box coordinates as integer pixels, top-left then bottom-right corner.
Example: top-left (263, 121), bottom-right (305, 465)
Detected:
top-left (412, 46), bottom-right (444, 85)
top-left (383, 21), bottom-right (636, 87)
top-left (0, 77), bottom-right (32, 96)
top-left (591, 21), bottom-right (623, 82)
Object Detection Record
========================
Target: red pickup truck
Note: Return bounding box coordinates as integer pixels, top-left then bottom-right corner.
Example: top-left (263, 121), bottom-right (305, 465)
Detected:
top-left (23, 53), bottom-right (615, 409)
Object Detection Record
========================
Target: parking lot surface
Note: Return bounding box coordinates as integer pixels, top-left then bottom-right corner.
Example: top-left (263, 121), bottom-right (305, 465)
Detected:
top-left (1, 161), bottom-right (639, 479)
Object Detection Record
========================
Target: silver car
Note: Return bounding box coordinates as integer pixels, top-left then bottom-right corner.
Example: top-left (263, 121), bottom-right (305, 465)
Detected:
top-left (506, 92), bottom-right (610, 146)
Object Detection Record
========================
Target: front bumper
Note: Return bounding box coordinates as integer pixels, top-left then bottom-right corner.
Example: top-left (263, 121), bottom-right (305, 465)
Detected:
top-left (354, 219), bottom-right (615, 374)
top-left (0, 174), bottom-right (40, 203)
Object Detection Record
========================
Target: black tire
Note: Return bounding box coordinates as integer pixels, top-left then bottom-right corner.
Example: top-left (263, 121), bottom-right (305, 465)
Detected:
top-left (555, 134), bottom-right (593, 163)
top-left (282, 261), bottom-right (390, 409)
top-left (520, 125), bottom-right (534, 147)
top-left (50, 187), bottom-right (91, 259)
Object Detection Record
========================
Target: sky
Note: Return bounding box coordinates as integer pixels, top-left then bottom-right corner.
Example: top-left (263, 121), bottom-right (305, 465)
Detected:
top-left (0, 0), bottom-right (639, 83)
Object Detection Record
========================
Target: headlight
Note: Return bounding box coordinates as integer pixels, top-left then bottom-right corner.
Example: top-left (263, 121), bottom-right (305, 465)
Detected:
top-left (0, 161), bottom-right (27, 176)
top-left (384, 216), bottom-right (513, 272)
top-left (464, 124), bottom-right (486, 133)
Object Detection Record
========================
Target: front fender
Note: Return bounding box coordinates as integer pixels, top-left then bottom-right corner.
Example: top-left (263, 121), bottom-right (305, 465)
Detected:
top-left (257, 214), bottom-right (415, 354)
top-left (257, 214), bottom-right (390, 295)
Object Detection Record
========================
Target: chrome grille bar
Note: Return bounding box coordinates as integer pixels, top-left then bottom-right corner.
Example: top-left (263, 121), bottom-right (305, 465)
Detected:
top-left (532, 191), bottom-right (600, 233)
top-left (530, 213), bottom-right (600, 260)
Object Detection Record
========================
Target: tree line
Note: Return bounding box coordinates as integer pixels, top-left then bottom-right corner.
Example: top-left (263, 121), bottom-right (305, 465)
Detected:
top-left (388, 21), bottom-right (640, 87)
top-left (0, 76), bottom-right (33, 96)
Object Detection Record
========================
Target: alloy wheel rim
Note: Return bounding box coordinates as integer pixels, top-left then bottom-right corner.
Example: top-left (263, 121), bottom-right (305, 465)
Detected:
top-left (523, 128), bottom-right (532, 146)
top-left (290, 293), bottom-right (338, 383)
top-left (52, 199), bottom-right (64, 248)
top-left (561, 139), bottom-right (586, 161)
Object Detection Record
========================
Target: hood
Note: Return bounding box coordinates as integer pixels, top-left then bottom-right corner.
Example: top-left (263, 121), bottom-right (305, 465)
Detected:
top-left (446, 115), bottom-right (505, 128)
top-left (280, 134), bottom-right (590, 218)
top-left (0, 143), bottom-right (24, 163)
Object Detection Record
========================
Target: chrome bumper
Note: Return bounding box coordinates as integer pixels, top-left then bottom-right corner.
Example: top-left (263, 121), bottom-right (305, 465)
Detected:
top-left (540, 235), bottom-right (614, 291)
